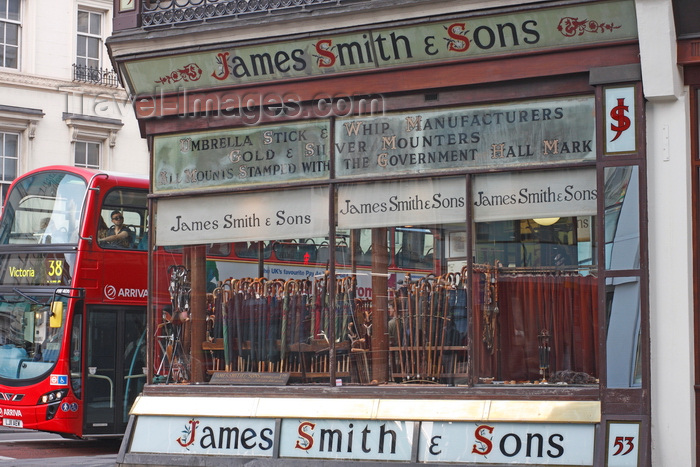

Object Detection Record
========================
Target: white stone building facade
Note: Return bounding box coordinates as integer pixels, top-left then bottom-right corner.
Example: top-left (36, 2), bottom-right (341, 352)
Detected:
top-left (0, 0), bottom-right (147, 206)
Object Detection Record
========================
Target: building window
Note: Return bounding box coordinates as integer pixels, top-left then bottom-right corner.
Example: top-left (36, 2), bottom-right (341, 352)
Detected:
top-left (0, 131), bottom-right (19, 206)
top-left (74, 141), bottom-right (100, 169)
top-left (63, 112), bottom-right (123, 169)
top-left (76, 9), bottom-right (102, 77)
top-left (0, 0), bottom-right (20, 69)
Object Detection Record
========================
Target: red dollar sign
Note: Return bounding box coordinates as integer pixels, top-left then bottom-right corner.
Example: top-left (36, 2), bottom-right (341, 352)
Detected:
top-left (610, 98), bottom-right (631, 142)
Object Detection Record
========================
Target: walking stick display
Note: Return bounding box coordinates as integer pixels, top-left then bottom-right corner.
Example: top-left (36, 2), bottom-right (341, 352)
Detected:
top-left (233, 279), bottom-right (244, 370)
top-left (311, 277), bottom-right (320, 338)
top-left (255, 280), bottom-right (266, 371)
top-left (164, 265), bottom-right (191, 383)
top-left (280, 279), bottom-right (291, 364)
top-left (170, 250), bottom-right (598, 386)
top-left (264, 280), bottom-right (280, 367)
top-left (383, 271), bottom-right (473, 384)
top-left (196, 267), bottom-right (477, 385)
top-left (342, 277), bottom-right (355, 342)
top-left (213, 284), bottom-right (227, 371)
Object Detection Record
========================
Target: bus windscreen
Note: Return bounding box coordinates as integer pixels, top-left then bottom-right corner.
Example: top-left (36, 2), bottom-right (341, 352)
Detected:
top-left (0, 293), bottom-right (65, 382)
top-left (0, 171), bottom-right (87, 245)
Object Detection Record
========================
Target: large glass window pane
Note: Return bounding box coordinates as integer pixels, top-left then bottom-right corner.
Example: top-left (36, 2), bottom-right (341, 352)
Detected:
top-left (473, 169), bottom-right (599, 386)
top-left (147, 161), bottom-right (617, 390)
top-left (605, 276), bottom-right (641, 388)
top-left (152, 187), bottom-right (331, 385)
top-left (0, 171), bottom-right (86, 245)
top-left (604, 166), bottom-right (640, 270)
top-left (0, 293), bottom-right (67, 382)
top-left (337, 177), bottom-right (467, 386)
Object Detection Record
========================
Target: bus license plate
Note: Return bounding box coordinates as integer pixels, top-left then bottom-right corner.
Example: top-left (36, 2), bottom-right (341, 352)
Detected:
top-left (2, 418), bottom-right (22, 428)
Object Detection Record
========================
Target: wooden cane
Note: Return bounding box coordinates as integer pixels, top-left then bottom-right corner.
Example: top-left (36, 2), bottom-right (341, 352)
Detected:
top-left (219, 282), bottom-right (231, 371)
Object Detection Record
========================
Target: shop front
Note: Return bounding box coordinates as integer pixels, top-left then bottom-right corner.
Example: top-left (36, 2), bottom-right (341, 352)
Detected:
top-left (108, 0), bottom-right (650, 465)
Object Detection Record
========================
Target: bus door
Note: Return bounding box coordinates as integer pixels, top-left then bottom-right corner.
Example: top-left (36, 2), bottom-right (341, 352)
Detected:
top-left (83, 306), bottom-right (146, 435)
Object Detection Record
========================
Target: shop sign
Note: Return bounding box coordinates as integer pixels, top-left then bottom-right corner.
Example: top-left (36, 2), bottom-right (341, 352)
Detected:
top-left (155, 186), bottom-right (329, 246)
top-left (128, 415), bottom-right (595, 465)
top-left (129, 416), bottom-right (276, 456)
top-left (604, 86), bottom-right (636, 154)
top-left (335, 96), bottom-right (595, 178)
top-left (419, 421), bottom-right (594, 465)
top-left (473, 169), bottom-right (597, 222)
top-left (153, 121), bottom-right (330, 193)
top-left (606, 421), bottom-right (641, 466)
top-left (279, 419), bottom-right (414, 461)
top-left (337, 177), bottom-right (466, 229)
top-left (123, 0), bottom-right (636, 95)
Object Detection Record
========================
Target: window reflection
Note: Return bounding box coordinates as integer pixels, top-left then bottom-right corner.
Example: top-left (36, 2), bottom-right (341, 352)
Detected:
top-left (474, 267), bottom-right (598, 384)
top-left (475, 217), bottom-right (594, 269)
top-left (472, 169), bottom-right (600, 385)
top-left (605, 166), bottom-right (640, 270)
top-left (474, 217), bottom-right (598, 385)
top-left (150, 168), bottom-right (643, 389)
top-left (605, 276), bottom-right (642, 388)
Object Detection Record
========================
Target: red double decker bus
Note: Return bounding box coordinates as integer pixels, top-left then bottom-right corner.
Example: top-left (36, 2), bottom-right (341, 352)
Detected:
top-left (0, 166), bottom-right (148, 438)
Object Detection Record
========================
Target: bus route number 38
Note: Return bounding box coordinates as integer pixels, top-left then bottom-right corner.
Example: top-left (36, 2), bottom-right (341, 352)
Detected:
top-left (46, 259), bottom-right (63, 284)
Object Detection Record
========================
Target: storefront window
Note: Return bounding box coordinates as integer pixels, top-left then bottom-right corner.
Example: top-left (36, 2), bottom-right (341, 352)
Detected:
top-left (336, 177), bottom-right (467, 385)
top-left (473, 169), bottom-right (599, 385)
top-left (604, 166), bottom-right (640, 270)
top-left (603, 166), bottom-right (642, 388)
top-left (152, 186), bottom-right (331, 384)
top-left (605, 276), bottom-right (642, 388)
top-left (148, 167), bottom-right (617, 388)
top-left (146, 92), bottom-right (645, 391)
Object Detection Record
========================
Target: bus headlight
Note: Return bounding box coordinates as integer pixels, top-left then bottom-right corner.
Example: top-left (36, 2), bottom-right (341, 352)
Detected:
top-left (37, 389), bottom-right (68, 405)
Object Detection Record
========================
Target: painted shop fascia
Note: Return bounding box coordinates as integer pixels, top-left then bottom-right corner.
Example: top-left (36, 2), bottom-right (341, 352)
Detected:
top-left (119, 0), bottom-right (636, 97)
top-left (127, 398), bottom-right (602, 465)
top-left (110, 1), bottom-right (649, 466)
top-left (111, 0), bottom-right (638, 122)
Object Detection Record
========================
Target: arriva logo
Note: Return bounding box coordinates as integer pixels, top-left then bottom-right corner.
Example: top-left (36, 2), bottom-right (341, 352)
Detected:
top-left (104, 285), bottom-right (148, 300)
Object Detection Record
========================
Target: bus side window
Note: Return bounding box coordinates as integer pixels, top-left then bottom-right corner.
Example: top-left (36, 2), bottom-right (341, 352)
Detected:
top-left (136, 229), bottom-right (148, 250)
top-left (98, 210), bottom-right (133, 249)
top-left (99, 188), bottom-right (148, 250)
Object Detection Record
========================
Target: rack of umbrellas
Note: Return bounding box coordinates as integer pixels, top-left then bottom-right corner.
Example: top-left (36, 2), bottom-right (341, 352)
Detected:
top-left (390, 273), bottom-right (470, 383)
top-left (205, 275), bottom-right (369, 379)
top-left (186, 270), bottom-right (479, 385)
top-left (158, 261), bottom-right (600, 385)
